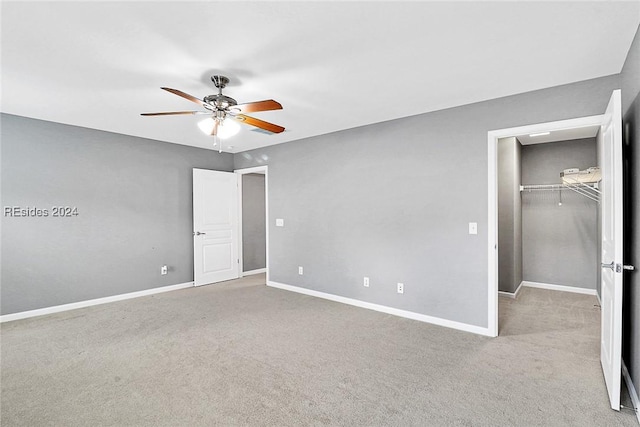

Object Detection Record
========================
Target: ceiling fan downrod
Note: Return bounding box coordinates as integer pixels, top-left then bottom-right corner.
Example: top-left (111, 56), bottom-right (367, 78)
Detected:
top-left (211, 75), bottom-right (229, 91)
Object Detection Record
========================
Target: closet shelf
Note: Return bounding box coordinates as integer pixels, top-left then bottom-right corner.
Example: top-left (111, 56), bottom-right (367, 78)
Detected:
top-left (519, 182), bottom-right (601, 203)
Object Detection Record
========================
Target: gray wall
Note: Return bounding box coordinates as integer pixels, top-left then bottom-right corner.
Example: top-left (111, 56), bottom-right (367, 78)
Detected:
top-left (621, 24), bottom-right (640, 406)
top-left (1, 114), bottom-right (234, 314)
top-left (242, 173), bottom-right (266, 272)
top-left (521, 138), bottom-right (599, 290)
top-left (497, 137), bottom-right (522, 293)
top-left (235, 74), bottom-right (620, 328)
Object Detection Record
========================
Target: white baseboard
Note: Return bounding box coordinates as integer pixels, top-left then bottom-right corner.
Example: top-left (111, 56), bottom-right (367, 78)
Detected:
top-left (498, 291), bottom-right (516, 299)
top-left (521, 281), bottom-right (597, 296)
top-left (498, 281), bottom-right (524, 299)
top-left (515, 281), bottom-right (524, 298)
top-left (622, 359), bottom-right (640, 424)
top-left (267, 280), bottom-right (492, 337)
top-left (0, 281), bottom-right (194, 323)
top-left (242, 268), bottom-right (266, 277)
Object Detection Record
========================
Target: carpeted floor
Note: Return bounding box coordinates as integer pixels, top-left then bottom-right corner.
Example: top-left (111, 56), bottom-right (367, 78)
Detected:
top-left (1, 274), bottom-right (637, 426)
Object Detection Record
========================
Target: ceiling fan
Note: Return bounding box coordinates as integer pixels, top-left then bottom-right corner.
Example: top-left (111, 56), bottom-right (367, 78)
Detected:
top-left (141, 75), bottom-right (284, 152)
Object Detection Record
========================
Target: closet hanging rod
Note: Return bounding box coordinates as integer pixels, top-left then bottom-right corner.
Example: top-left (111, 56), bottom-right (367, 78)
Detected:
top-left (520, 184), bottom-right (564, 190)
top-left (520, 183), bottom-right (599, 190)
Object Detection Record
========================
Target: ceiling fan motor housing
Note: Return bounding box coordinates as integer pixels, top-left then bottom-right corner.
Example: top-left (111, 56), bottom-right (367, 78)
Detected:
top-left (203, 94), bottom-right (238, 109)
top-left (205, 76), bottom-right (237, 110)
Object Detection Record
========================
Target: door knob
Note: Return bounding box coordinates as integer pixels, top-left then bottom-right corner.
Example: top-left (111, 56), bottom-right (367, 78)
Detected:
top-left (601, 262), bottom-right (636, 272)
top-left (194, 231), bottom-right (206, 236)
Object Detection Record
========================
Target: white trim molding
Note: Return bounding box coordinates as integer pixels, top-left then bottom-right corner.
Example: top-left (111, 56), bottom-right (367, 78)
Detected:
top-left (234, 166), bottom-right (268, 175)
top-left (522, 281), bottom-right (597, 296)
top-left (498, 291), bottom-right (516, 299)
top-left (267, 280), bottom-right (493, 337)
top-left (0, 281), bottom-right (194, 323)
top-left (234, 165), bottom-right (269, 283)
top-left (622, 359), bottom-right (640, 424)
top-left (242, 268), bottom-right (267, 277)
top-left (498, 281), bottom-right (524, 299)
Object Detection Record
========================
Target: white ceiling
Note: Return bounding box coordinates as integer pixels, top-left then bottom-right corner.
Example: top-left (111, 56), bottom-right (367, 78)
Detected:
top-left (2, 1), bottom-right (639, 154)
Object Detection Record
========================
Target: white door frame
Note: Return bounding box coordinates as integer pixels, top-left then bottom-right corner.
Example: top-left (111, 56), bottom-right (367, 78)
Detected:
top-left (486, 114), bottom-right (604, 337)
top-left (235, 166), bottom-right (269, 281)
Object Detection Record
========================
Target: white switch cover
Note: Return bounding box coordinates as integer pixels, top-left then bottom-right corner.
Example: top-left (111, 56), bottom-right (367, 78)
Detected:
top-left (364, 277), bottom-right (370, 287)
top-left (298, 266), bottom-right (303, 275)
top-left (276, 218), bottom-right (284, 227)
top-left (469, 222), bottom-right (478, 235)
top-left (397, 283), bottom-right (404, 294)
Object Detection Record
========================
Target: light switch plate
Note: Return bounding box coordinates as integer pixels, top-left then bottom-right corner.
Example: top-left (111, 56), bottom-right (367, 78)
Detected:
top-left (276, 218), bottom-right (284, 227)
top-left (469, 222), bottom-right (478, 235)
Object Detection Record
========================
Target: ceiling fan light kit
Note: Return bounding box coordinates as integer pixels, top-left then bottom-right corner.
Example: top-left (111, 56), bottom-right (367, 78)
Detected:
top-left (141, 75), bottom-right (284, 153)
top-left (197, 117), bottom-right (240, 139)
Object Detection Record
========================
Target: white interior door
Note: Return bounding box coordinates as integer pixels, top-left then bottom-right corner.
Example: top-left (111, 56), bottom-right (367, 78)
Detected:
top-left (193, 168), bottom-right (239, 286)
top-left (599, 89), bottom-right (623, 411)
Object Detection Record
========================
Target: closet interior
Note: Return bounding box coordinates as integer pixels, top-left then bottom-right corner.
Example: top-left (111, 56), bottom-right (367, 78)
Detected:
top-left (497, 126), bottom-right (602, 297)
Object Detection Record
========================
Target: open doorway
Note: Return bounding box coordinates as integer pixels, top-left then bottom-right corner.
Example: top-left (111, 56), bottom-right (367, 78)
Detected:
top-left (487, 90), bottom-right (626, 411)
top-left (487, 114), bottom-right (604, 336)
top-left (496, 128), bottom-right (601, 300)
top-left (236, 166), bottom-right (269, 280)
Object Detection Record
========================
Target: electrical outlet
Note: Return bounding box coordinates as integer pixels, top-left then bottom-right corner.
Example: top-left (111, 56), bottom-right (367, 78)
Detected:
top-left (469, 222), bottom-right (478, 235)
top-left (397, 282), bottom-right (404, 294)
top-left (364, 277), bottom-right (370, 287)
top-left (298, 266), bottom-right (303, 275)
top-left (276, 218), bottom-right (284, 227)
top-left (161, 265), bottom-right (168, 275)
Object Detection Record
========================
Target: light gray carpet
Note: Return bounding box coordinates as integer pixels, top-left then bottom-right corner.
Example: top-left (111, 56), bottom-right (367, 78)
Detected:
top-left (1, 275), bottom-right (637, 426)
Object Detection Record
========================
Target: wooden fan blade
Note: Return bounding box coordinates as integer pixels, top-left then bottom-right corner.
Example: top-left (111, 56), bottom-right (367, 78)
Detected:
top-left (141, 111), bottom-right (207, 116)
top-left (161, 87), bottom-right (206, 107)
top-left (230, 99), bottom-right (283, 114)
top-left (233, 114), bottom-right (285, 134)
